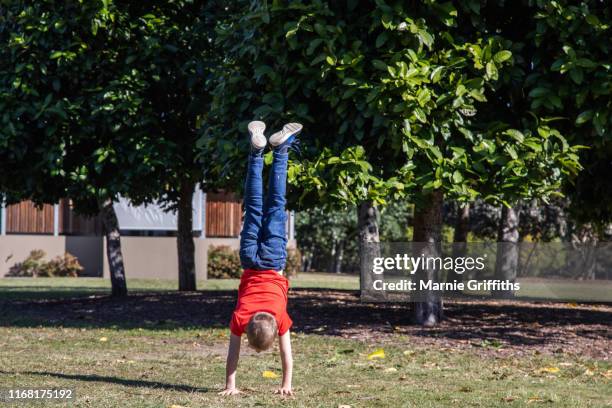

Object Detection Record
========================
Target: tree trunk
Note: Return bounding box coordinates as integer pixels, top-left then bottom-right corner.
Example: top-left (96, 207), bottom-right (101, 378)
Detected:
top-left (412, 190), bottom-right (444, 326)
top-left (570, 223), bottom-right (599, 280)
top-left (334, 239), bottom-right (345, 273)
top-left (494, 204), bottom-right (520, 298)
top-left (328, 235), bottom-right (337, 272)
top-left (100, 199), bottom-right (127, 297)
top-left (177, 181), bottom-right (196, 291)
top-left (304, 245), bottom-right (313, 272)
top-left (358, 200), bottom-right (381, 300)
top-left (451, 203), bottom-right (470, 287)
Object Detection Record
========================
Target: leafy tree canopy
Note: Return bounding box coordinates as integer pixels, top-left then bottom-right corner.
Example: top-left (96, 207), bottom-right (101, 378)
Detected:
top-left (209, 0), bottom-right (582, 211)
top-left (1, 0), bottom-right (236, 211)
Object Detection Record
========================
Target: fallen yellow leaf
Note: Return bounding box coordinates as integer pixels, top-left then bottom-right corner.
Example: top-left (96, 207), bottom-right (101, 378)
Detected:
top-left (527, 396), bottom-right (543, 403)
top-left (99, 337), bottom-right (108, 342)
top-left (262, 370), bottom-right (279, 379)
top-left (367, 348), bottom-right (385, 360)
top-left (541, 367), bottom-right (560, 374)
top-left (384, 367), bottom-right (397, 372)
top-left (566, 302), bottom-right (578, 308)
top-left (403, 350), bottom-right (416, 356)
top-left (169, 405), bottom-right (189, 408)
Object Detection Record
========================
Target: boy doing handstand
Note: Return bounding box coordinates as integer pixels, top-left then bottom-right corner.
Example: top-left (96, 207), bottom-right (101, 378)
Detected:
top-left (219, 121), bottom-right (302, 397)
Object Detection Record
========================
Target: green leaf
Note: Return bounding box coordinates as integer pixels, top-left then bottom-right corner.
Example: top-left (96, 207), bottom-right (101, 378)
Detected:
top-left (429, 146), bottom-right (443, 161)
top-left (375, 32), bottom-right (389, 48)
top-left (485, 62), bottom-right (498, 80)
top-left (575, 110), bottom-right (594, 125)
top-left (416, 89), bottom-right (431, 107)
top-left (585, 13), bottom-right (601, 27)
top-left (528, 87), bottom-right (549, 98)
top-left (523, 140), bottom-right (542, 152)
top-left (504, 129), bottom-right (524, 143)
top-left (505, 145), bottom-right (518, 160)
top-left (569, 68), bottom-right (583, 85)
top-left (417, 30), bottom-right (433, 49)
top-left (413, 108), bottom-right (426, 123)
top-left (430, 66), bottom-right (443, 83)
top-left (493, 50), bottom-right (512, 63)
top-left (372, 59), bottom-right (387, 71)
top-left (576, 58), bottom-right (597, 68)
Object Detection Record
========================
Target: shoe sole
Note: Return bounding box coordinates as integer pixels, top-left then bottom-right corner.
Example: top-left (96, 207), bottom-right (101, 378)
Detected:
top-left (269, 123), bottom-right (303, 147)
top-left (248, 121), bottom-right (267, 150)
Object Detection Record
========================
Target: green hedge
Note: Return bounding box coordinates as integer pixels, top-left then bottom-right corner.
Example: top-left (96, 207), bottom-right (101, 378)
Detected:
top-left (207, 245), bottom-right (302, 279)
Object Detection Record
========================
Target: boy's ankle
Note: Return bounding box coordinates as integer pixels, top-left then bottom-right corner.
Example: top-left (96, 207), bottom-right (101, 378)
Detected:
top-left (250, 148), bottom-right (265, 158)
top-left (274, 145), bottom-right (291, 155)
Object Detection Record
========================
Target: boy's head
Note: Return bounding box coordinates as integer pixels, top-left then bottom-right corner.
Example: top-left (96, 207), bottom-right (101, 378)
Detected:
top-left (246, 312), bottom-right (277, 352)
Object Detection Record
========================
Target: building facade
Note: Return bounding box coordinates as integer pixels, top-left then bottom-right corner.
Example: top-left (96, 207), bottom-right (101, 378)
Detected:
top-left (0, 189), bottom-right (296, 279)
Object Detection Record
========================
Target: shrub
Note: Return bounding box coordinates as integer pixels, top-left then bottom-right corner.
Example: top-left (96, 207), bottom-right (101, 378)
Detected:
top-left (285, 247), bottom-right (302, 278)
top-left (6, 249), bottom-right (46, 277)
top-left (7, 250), bottom-right (83, 277)
top-left (44, 253), bottom-right (84, 277)
top-left (207, 245), bottom-right (242, 279)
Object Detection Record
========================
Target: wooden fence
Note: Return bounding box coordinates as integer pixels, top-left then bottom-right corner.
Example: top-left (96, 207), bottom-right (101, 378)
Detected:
top-left (206, 192), bottom-right (242, 237)
top-left (2, 193), bottom-right (242, 237)
top-left (4, 200), bottom-right (101, 235)
top-left (5, 201), bottom-right (56, 234)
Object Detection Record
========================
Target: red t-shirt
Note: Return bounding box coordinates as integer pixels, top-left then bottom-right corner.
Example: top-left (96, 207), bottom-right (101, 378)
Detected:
top-left (229, 269), bottom-right (293, 337)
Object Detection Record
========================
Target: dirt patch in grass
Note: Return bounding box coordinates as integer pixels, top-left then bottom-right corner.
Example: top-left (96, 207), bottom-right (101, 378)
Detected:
top-left (1, 288), bottom-right (609, 359)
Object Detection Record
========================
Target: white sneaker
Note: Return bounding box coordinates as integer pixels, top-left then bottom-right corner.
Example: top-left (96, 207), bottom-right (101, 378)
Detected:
top-left (248, 121), bottom-right (267, 150)
top-left (269, 123), bottom-right (303, 148)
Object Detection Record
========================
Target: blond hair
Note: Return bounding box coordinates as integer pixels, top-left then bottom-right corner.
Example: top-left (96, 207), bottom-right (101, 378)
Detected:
top-left (246, 312), bottom-right (277, 351)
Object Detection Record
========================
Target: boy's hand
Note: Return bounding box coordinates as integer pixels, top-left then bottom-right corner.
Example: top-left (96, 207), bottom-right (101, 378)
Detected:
top-left (218, 388), bottom-right (242, 396)
top-left (274, 387), bottom-right (294, 397)
top-left (278, 331), bottom-right (294, 397)
top-left (221, 334), bottom-right (241, 397)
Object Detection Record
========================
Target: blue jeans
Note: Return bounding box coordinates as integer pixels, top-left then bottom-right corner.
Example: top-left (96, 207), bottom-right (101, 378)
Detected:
top-left (239, 151), bottom-right (288, 271)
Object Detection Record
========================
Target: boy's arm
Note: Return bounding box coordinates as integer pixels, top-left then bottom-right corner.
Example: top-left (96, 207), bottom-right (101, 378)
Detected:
top-left (275, 331), bottom-right (294, 396)
top-left (219, 334), bottom-right (241, 396)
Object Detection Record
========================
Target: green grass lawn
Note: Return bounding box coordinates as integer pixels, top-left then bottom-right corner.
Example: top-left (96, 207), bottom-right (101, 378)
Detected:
top-left (0, 273), bottom-right (359, 300)
top-left (0, 276), bottom-right (610, 407)
top-left (0, 326), bottom-right (609, 407)
top-left (3, 273), bottom-right (609, 302)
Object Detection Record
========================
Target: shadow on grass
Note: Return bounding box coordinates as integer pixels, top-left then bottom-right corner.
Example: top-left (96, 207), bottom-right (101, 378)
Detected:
top-left (1, 287), bottom-right (610, 355)
top-left (0, 370), bottom-right (210, 393)
top-left (0, 285), bottom-right (177, 301)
